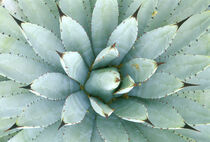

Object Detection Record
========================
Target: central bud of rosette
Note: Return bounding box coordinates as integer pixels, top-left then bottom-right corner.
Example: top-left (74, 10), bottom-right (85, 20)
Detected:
top-left (85, 67), bottom-right (120, 102)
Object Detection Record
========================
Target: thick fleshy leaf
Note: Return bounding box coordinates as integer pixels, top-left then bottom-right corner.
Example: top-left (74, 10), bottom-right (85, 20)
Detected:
top-left (114, 75), bottom-right (135, 95)
top-left (122, 0), bottom-right (144, 21)
top-left (62, 91), bottom-right (90, 125)
top-left (60, 16), bottom-right (94, 67)
top-left (166, 0), bottom-right (210, 25)
top-left (8, 128), bottom-right (44, 142)
top-left (180, 32), bottom-right (210, 56)
top-left (59, 51), bottom-right (88, 85)
top-left (18, 0), bottom-right (60, 37)
top-left (145, 0), bottom-right (180, 31)
top-left (32, 122), bottom-right (63, 142)
top-left (0, 54), bottom-right (54, 84)
top-left (161, 95), bottom-right (210, 125)
top-left (0, 7), bottom-right (26, 41)
top-left (137, 0), bottom-right (158, 36)
top-left (0, 92), bottom-right (38, 118)
top-left (186, 66), bottom-right (210, 88)
top-left (17, 98), bottom-right (64, 127)
top-left (42, 0), bottom-right (60, 20)
top-left (161, 11), bottom-right (210, 58)
top-left (158, 54), bottom-right (210, 80)
top-left (121, 121), bottom-right (148, 142)
top-left (176, 90), bottom-right (210, 109)
top-left (91, 0), bottom-right (118, 55)
top-left (22, 23), bottom-right (65, 69)
top-left (107, 17), bottom-right (138, 64)
top-left (0, 34), bottom-right (38, 59)
top-left (136, 125), bottom-right (187, 142)
top-left (91, 125), bottom-right (104, 142)
top-left (85, 68), bottom-right (120, 102)
top-left (142, 99), bottom-right (185, 128)
top-left (129, 72), bottom-right (184, 98)
top-left (89, 97), bottom-right (114, 117)
top-left (59, 0), bottom-right (91, 35)
top-left (96, 116), bottom-right (129, 142)
top-left (1, 0), bottom-right (28, 21)
top-left (111, 98), bottom-right (147, 123)
top-left (63, 111), bottom-right (94, 142)
top-left (30, 73), bottom-right (80, 100)
top-left (117, 0), bottom-right (133, 21)
top-left (121, 58), bottom-right (157, 82)
top-left (92, 44), bottom-right (119, 69)
top-left (125, 25), bottom-right (177, 60)
top-left (0, 80), bottom-right (26, 97)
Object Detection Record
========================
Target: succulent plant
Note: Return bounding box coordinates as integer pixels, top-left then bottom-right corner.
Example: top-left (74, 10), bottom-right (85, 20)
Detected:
top-left (0, 0), bottom-right (210, 141)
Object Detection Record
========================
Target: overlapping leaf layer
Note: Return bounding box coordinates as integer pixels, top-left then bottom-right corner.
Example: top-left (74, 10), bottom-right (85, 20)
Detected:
top-left (0, 0), bottom-right (210, 141)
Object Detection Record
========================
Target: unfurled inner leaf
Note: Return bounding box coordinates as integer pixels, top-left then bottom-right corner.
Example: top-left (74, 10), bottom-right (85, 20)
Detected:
top-left (92, 44), bottom-right (119, 69)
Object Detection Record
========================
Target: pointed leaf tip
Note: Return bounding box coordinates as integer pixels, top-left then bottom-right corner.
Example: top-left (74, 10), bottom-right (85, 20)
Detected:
top-left (132, 6), bottom-right (141, 19)
top-left (20, 84), bottom-right (32, 90)
top-left (58, 121), bottom-right (66, 130)
top-left (56, 50), bottom-right (64, 58)
top-left (4, 123), bottom-right (19, 132)
top-left (183, 123), bottom-right (200, 132)
top-left (182, 82), bottom-right (199, 88)
top-left (144, 118), bottom-right (154, 126)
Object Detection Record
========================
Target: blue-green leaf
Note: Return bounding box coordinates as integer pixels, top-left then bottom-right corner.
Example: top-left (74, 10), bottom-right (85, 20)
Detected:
top-left (22, 23), bottom-right (65, 69)
top-left (59, 51), bottom-right (89, 85)
top-left (18, 0), bottom-right (60, 37)
top-left (129, 72), bottom-right (184, 98)
top-left (0, 54), bottom-right (54, 84)
top-left (30, 73), bottom-right (80, 100)
top-left (158, 54), bottom-right (210, 80)
top-left (0, 7), bottom-right (26, 41)
top-left (114, 75), bottom-right (135, 95)
top-left (1, 0), bottom-right (28, 21)
top-left (161, 95), bottom-right (210, 125)
top-left (62, 91), bottom-right (90, 125)
top-left (85, 68), bottom-right (120, 102)
top-left (63, 111), bottom-right (94, 142)
top-left (125, 25), bottom-right (177, 60)
top-left (59, 0), bottom-right (91, 35)
top-left (92, 44), bottom-right (119, 69)
top-left (91, 0), bottom-right (119, 55)
top-left (0, 33), bottom-right (38, 59)
top-left (111, 98), bottom-right (147, 123)
top-left (136, 124), bottom-right (187, 142)
top-left (89, 97), bottom-right (114, 117)
top-left (0, 93), bottom-right (38, 118)
top-left (142, 99), bottom-right (185, 128)
top-left (96, 116), bottom-right (129, 142)
top-left (61, 16), bottom-right (94, 67)
top-left (161, 11), bottom-right (210, 58)
top-left (17, 99), bottom-right (64, 127)
top-left (121, 58), bottom-right (157, 82)
top-left (107, 17), bottom-right (138, 64)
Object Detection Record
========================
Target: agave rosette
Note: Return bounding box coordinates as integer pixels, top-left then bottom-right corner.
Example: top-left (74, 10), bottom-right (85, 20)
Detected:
top-left (0, 0), bottom-right (210, 141)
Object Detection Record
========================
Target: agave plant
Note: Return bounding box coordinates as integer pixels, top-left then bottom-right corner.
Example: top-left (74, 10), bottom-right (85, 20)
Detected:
top-left (0, 0), bottom-right (210, 141)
